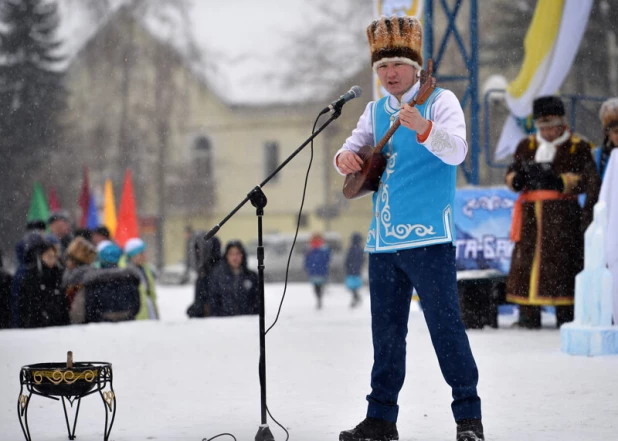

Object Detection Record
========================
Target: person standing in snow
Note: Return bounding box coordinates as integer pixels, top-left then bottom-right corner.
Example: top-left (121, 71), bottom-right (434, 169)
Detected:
top-left (120, 237), bottom-right (159, 320)
top-left (344, 232), bottom-right (364, 308)
top-left (207, 240), bottom-right (258, 317)
top-left (304, 233), bottom-right (331, 310)
top-left (334, 15), bottom-right (484, 441)
top-left (505, 96), bottom-right (600, 329)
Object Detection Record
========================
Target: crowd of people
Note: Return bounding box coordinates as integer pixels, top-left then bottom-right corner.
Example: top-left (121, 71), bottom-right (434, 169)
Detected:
top-left (0, 211), bottom-right (158, 329)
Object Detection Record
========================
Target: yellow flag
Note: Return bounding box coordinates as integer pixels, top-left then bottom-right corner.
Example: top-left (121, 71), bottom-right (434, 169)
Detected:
top-left (103, 179), bottom-right (117, 238)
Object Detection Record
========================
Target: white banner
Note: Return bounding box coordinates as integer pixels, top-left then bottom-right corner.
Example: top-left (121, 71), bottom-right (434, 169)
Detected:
top-left (494, 0), bottom-right (593, 160)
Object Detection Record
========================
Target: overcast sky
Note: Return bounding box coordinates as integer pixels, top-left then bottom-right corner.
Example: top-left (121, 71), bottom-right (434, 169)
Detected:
top-left (56, 0), bottom-right (320, 103)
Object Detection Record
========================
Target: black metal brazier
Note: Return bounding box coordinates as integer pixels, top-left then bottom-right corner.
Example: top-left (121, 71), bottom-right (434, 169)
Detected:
top-left (17, 352), bottom-right (116, 441)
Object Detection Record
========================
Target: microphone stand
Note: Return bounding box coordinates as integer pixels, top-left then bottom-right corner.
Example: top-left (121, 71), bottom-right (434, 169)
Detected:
top-left (203, 106), bottom-right (344, 441)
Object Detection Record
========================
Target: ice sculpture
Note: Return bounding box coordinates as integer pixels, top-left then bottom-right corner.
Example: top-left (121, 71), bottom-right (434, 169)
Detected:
top-left (561, 201), bottom-right (618, 356)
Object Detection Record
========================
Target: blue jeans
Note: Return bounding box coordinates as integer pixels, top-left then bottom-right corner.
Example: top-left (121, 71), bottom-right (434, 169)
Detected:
top-left (366, 243), bottom-right (481, 423)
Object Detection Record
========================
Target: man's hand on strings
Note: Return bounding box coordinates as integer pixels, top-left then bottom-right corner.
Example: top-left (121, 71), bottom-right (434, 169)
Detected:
top-left (337, 151), bottom-right (364, 175)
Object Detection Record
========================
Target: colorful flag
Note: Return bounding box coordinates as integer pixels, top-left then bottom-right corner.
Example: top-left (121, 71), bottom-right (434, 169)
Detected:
top-left (495, 0), bottom-right (593, 159)
top-left (27, 182), bottom-right (50, 222)
top-left (86, 194), bottom-right (99, 229)
top-left (78, 167), bottom-right (91, 228)
top-left (103, 179), bottom-right (117, 238)
top-left (48, 186), bottom-right (61, 211)
top-left (115, 169), bottom-right (139, 248)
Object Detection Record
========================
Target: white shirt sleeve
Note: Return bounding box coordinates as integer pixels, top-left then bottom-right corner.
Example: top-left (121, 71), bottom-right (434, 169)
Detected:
top-left (332, 88), bottom-right (468, 175)
top-left (333, 102), bottom-right (374, 176)
top-left (418, 89), bottom-right (468, 166)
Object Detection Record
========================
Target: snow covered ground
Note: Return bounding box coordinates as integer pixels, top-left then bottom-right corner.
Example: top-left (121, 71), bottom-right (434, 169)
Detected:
top-left (1, 282), bottom-right (617, 441)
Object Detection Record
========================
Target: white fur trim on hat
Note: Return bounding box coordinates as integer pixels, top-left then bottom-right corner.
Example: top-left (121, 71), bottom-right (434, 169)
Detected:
top-left (96, 240), bottom-right (113, 253)
top-left (373, 57), bottom-right (422, 73)
top-left (124, 238), bottom-right (146, 257)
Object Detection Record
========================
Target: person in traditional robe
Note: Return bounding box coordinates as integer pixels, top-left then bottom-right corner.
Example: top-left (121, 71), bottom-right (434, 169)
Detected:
top-left (505, 95), bottom-right (601, 329)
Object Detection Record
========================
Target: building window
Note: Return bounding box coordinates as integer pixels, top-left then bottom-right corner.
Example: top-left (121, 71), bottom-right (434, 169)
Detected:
top-left (264, 141), bottom-right (279, 182)
top-left (194, 135), bottom-right (212, 179)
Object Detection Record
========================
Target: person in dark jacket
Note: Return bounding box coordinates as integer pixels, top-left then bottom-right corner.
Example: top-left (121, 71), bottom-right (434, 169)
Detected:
top-left (18, 235), bottom-right (69, 328)
top-left (304, 233), bottom-right (331, 309)
top-left (187, 236), bottom-right (222, 318)
top-left (84, 241), bottom-right (140, 323)
top-left (11, 221), bottom-right (46, 327)
top-left (207, 240), bottom-right (258, 317)
top-left (345, 232), bottom-right (365, 308)
top-left (0, 249), bottom-right (13, 328)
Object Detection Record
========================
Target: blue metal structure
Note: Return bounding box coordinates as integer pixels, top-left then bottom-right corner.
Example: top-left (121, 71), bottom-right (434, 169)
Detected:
top-left (424, 0), bottom-right (479, 184)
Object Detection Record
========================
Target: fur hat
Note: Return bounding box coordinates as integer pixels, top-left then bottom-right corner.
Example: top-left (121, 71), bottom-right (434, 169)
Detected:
top-left (66, 236), bottom-right (97, 265)
top-left (124, 237), bottom-right (146, 259)
top-left (367, 15), bottom-right (423, 72)
top-left (599, 98), bottom-right (618, 129)
top-left (533, 96), bottom-right (565, 119)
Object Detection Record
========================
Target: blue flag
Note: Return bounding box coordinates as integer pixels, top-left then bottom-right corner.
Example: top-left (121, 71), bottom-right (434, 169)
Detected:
top-left (86, 194), bottom-right (99, 229)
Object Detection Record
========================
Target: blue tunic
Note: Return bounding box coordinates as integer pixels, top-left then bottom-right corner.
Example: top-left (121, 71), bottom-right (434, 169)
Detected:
top-left (365, 88), bottom-right (457, 253)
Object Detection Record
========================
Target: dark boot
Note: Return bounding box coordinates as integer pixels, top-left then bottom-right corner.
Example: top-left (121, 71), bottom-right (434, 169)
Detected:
top-left (515, 305), bottom-right (541, 329)
top-left (339, 417), bottom-right (399, 441)
top-left (555, 305), bottom-right (574, 328)
top-left (350, 290), bottom-right (361, 308)
top-left (456, 419), bottom-right (484, 441)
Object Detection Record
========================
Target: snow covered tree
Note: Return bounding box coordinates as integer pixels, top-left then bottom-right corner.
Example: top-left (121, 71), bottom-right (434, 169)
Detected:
top-left (0, 0), bottom-right (66, 256)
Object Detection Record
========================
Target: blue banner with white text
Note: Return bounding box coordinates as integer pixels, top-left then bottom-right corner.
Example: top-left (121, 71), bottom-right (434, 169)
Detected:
top-left (454, 186), bottom-right (518, 274)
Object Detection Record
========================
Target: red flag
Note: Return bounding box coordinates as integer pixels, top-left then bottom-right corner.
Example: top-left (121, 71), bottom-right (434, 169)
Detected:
top-left (48, 186), bottom-right (61, 211)
top-left (78, 167), bottom-right (90, 228)
top-left (115, 168), bottom-right (139, 248)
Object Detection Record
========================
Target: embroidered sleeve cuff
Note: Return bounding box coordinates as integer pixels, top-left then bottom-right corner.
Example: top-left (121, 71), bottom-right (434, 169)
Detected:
top-left (420, 124), bottom-right (457, 158)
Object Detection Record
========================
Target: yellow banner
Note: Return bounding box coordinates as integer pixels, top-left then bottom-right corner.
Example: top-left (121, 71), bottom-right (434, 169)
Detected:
top-left (506, 0), bottom-right (564, 98)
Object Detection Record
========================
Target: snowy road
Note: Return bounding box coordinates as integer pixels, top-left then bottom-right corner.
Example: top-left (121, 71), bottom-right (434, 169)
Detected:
top-left (1, 283), bottom-right (617, 441)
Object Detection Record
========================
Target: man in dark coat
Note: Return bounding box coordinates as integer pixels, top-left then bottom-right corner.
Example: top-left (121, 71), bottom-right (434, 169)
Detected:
top-left (18, 235), bottom-right (69, 328)
top-left (187, 236), bottom-right (222, 318)
top-left (207, 240), bottom-right (258, 317)
top-left (505, 95), bottom-right (601, 328)
top-left (11, 221), bottom-right (46, 327)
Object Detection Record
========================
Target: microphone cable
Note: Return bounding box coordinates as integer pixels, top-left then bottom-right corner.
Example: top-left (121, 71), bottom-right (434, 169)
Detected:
top-left (202, 110), bottom-right (326, 441)
top-left (259, 109), bottom-right (325, 441)
top-left (265, 110), bottom-right (322, 335)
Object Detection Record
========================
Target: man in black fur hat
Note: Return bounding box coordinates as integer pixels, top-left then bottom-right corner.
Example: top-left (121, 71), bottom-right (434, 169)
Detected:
top-left (505, 95), bottom-right (601, 329)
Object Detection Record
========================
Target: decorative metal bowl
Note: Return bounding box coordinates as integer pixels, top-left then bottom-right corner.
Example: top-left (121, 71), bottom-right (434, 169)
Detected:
top-left (18, 355), bottom-right (116, 441)
top-left (21, 362), bottom-right (103, 397)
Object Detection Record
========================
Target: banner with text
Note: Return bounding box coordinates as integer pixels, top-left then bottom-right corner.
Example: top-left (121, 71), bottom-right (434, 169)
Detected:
top-left (454, 186), bottom-right (518, 274)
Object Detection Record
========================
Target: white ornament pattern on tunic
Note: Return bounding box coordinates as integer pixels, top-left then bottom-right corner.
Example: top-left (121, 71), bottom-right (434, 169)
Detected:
top-left (384, 153), bottom-right (397, 181)
top-left (379, 185), bottom-right (436, 239)
top-left (429, 128), bottom-right (456, 156)
top-left (366, 229), bottom-right (375, 245)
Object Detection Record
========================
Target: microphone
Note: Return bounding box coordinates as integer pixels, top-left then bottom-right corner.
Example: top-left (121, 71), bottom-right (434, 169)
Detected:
top-left (321, 85), bottom-right (362, 114)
